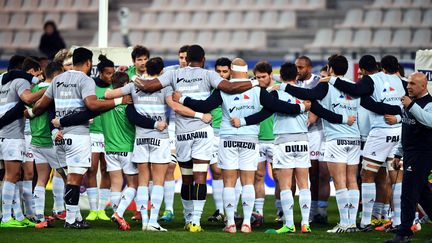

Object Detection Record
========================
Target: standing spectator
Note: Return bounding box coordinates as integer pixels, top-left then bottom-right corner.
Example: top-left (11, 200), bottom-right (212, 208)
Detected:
top-left (39, 21), bottom-right (66, 60)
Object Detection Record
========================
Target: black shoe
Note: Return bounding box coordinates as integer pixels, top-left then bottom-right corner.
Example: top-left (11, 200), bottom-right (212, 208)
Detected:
top-left (208, 210), bottom-right (224, 223)
top-left (64, 220), bottom-right (90, 229)
top-left (251, 212), bottom-right (264, 228)
top-left (384, 234), bottom-right (411, 243)
top-left (77, 220), bottom-right (90, 229)
top-left (385, 225), bottom-right (398, 233)
top-left (359, 224), bottom-right (374, 232)
top-left (234, 213), bottom-right (243, 227)
top-left (311, 214), bottom-right (328, 225)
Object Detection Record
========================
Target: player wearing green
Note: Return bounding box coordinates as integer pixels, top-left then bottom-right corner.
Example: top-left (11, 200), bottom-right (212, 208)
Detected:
top-left (30, 62), bottom-right (65, 226)
top-left (86, 55), bottom-right (114, 222)
top-left (126, 45), bottom-right (150, 80)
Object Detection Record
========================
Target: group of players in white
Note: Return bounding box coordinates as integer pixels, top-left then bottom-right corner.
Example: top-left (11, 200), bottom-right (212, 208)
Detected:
top-left (0, 44), bottom-right (428, 237)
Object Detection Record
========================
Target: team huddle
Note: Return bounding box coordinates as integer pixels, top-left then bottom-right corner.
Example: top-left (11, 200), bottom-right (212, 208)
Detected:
top-left (0, 44), bottom-right (430, 238)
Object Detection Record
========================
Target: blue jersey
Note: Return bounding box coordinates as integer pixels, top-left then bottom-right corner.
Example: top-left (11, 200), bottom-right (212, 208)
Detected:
top-left (274, 89), bottom-right (308, 135)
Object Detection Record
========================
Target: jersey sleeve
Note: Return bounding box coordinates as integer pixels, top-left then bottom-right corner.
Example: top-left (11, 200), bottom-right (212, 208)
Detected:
top-left (120, 83), bottom-right (134, 95)
top-left (208, 70), bottom-right (224, 89)
top-left (44, 81), bottom-right (54, 99)
top-left (15, 78), bottom-right (31, 96)
top-left (81, 76), bottom-right (96, 99)
top-left (158, 70), bottom-right (174, 88)
top-left (163, 85), bottom-right (173, 97)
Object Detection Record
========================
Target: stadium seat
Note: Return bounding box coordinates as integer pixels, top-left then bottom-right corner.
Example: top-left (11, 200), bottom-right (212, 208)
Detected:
top-left (169, 0), bottom-right (186, 10)
top-left (230, 31), bottom-right (249, 49)
top-left (308, 0), bottom-right (326, 9)
top-left (4, 0), bottom-right (22, 11)
top-left (412, 0), bottom-right (432, 7)
top-left (22, 0), bottom-right (40, 11)
top-left (382, 9), bottom-right (402, 27)
top-left (338, 9), bottom-right (363, 28)
top-left (278, 11), bottom-right (296, 28)
top-left (362, 10), bottom-right (382, 27)
top-left (143, 31), bottom-right (162, 49)
top-left (0, 31), bottom-right (13, 49)
top-left (109, 32), bottom-right (124, 47)
top-left (220, 0), bottom-right (238, 8)
top-left (305, 28), bottom-right (333, 48)
top-left (44, 13), bottom-right (61, 24)
top-left (410, 28), bottom-right (431, 48)
top-left (88, 33), bottom-right (98, 46)
top-left (389, 29), bottom-right (411, 47)
top-left (207, 12), bottom-right (225, 27)
top-left (139, 12), bottom-right (157, 28)
top-left (127, 12), bottom-right (141, 29)
top-left (392, 0), bottom-right (412, 8)
top-left (371, 29), bottom-right (392, 47)
top-left (224, 12), bottom-right (243, 28)
top-left (73, 0), bottom-right (91, 11)
top-left (255, 0), bottom-right (272, 9)
top-left (156, 12), bottom-right (174, 28)
top-left (202, 0), bottom-right (220, 9)
top-left (370, 0), bottom-right (393, 8)
top-left (351, 29), bottom-right (373, 48)
top-left (11, 31), bottom-right (31, 48)
top-left (39, 0), bottom-right (57, 11)
top-left (421, 9), bottom-right (432, 27)
top-left (0, 13), bottom-right (9, 29)
top-left (25, 13), bottom-right (44, 30)
top-left (185, 0), bottom-right (202, 9)
top-left (159, 31), bottom-right (179, 50)
top-left (401, 9), bottom-right (421, 27)
top-left (189, 12), bottom-right (208, 28)
top-left (173, 12), bottom-right (191, 28)
top-left (242, 11), bottom-right (260, 28)
top-left (8, 13), bottom-right (27, 30)
top-left (59, 13), bottom-right (78, 30)
top-left (55, 0), bottom-right (74, 11)
top-left (196, 30), bottom-right (213, 46)
top-left (212, 31), bottom-right (231, 49)
top-left (249, 31), bottom-right (267, 49)
top-left (150, 0), bottom-right (168, 9)
top-left (292, 0), bottom-right (308, 9)
top-left (260, 11), bottom-right (278, 28)
top-left (331, 29), bottom-right (353, 47)
top-left (129, 31), bottom-right (144, 46)
top-left (178, 31), bottom-right (197, 45)
top-left (28, 31), bottom-right (43, 49)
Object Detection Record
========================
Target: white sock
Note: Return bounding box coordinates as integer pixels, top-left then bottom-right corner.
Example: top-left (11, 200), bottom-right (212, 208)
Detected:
top-left (136, 186), bottom-right (149, 225)
top-left (192, 199), bottom-right (206, 225)
top-left (33, 186), bottom-right (46, 219)
top-left (241, 184), bottom-right (255, 226)
top-left (86, 187), bottom-right (98, 211)
top-left (65, 204), bottom-right (78, 224)
top-left (148, 181), bottom-right (154, 195)
top-left (212, 179), bottom-right (224, 213)
top-left (52, 176), bottom-right (65, 212)
top-left (76, 207), bottom-right (83, 221)
top-left (280, 189), bottom-right (294, 227)
top-left (163, 180), bottom-right (175, 212)
top-left (110, 191), bottom-right (121, 212)
top-left (310, 200), bottom-right (318, 217)
top-left (275, 199), bottom-right (282, 213)
top-left (383, 204), bottom-right (391, 220)
top-left (348, 189), bottom-right (360, 225)
top-left (149, 185), bottom-right (163, 224)
top-left (234, 178), bottom-right (242, 210)
top-left (335, 188), bottom-right (349, 227)
top-left (392, 183), bottom-right (402, 226)
top-left (223, 187), bottom-right (236, 225)
top-left (1, 181), bottom-right (15, 222)
top-left (98, 188), bottom-right (110, 211)
top-left (116, 187), bottom-right (136, 218)
top-left (361, 183), bottom-right (375, 226)
top-left (181, 199), bottom-right (193, 224)
top-left (255, 198), bottom-right (265, 216)
top-left (13, 183), bottom-right (24, 221)
top-left (372, 202), bottom-right (384, 219)
top-left (22, 180), bottom-right (34, 217)
top-left (299, 189), bottom-right (311, 225)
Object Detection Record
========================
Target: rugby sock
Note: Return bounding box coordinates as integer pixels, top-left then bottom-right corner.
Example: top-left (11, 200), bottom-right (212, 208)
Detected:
top-left (383, 204), bottom-right (391, 220)
top-left (163, 180), bottom-right (175, 212)
top-left (76, 208), bottom-right (83, 221)
top-left (335, 188), bottom-right (349, 226)
top-left (318, 200), bottom-right (328, 217)
top-left (149, 185), bottom-right (163, 224)
top-left (241, 184), bottom-right (255, 226)
top-left (280, 189), bottom-right (294, 226)
top-left (372, 202), bottom-right (384, 219)
top-left (86, 187), bottom-right (98, 211)
top-left (64, 184), bottom-right (80, 224)
top-left (234, 178), bottom-right (242, 211)
top-left (136, 186), bottom-right (149, 225)
top-left (1, 181), bottom-right (15, 222)
top-left (52, 176), bottom-right (65, 212)
top-left (223, 187), bottom-right (236, 225)
top-left (212, 179), bottom-right (224, 213)
top-left (98, 188), bottom-right (110, 211)
top-left (33, 186), bottom-right (46, 219)
top-left (310, 200), bottom-right (318, 217)
top-left (13, 184), bottom-right (24, 221)
top-left (110, 191), bottom-right (121, 212)
top-left (361, 183), bottom-right (375, 226)
top-left (255, 198), bottom-right (265, 216)
top-left (181, 184), bottom-right (193, 224)
top-left (299, 189), bottom-right (311, 225)
top-left (348, 189), bottom-right (360, 225)
top-left (22, 180), bottom-right (34, 217)
top-left (116, 187), bottom-right (136, 218)
top-left (192, 184), bottom-right (207, 225)
top-left (392, 183), bottom-right (402, 226)
top-left (65, 205), bottom-right (78, 224)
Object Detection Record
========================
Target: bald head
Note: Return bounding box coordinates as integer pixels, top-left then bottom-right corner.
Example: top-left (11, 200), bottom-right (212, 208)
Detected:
top-left (231, 58), bottom-right (248, 79)
top-left (407, 72), bottom-right (428, 98)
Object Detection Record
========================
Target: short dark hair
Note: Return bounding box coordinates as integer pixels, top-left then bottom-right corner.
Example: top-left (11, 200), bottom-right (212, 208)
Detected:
top-left (296, 55), bottom-right (312, 67)
top-left (72, 47), bottom-right (93, 66)
top-left (131, 45), bottom-right (150, 61)
top-left (359, 55), bottom-right (378, 73)
top-left (97, 54), bottom-right (114, 73)
top-left (328, 55), bottom-right (348, 76)
top-left (320, 66), bottom-right (327, 72)
top-left (7, 55), bottom-right (26, 71)
top-left (214, 57), bottom-right (231, 69)
top-left (44, 61), bottom-right (64, 79)
top-left (186, 45), bottom-right (205, 63)
top-left (381, 55), bottom-right (399, 74)
top-left (280, 62), bottom-right (298, 81)
top-left (146, 57), bottom-right (164, 76)
top-left (178, 45), bottom-right (189, 54)
top-left (112, 72), bottom-right (130, 89)
top-left (22, 57), bottom-right (41, 72)
top-left (253, 61), bottom-right (272, 75)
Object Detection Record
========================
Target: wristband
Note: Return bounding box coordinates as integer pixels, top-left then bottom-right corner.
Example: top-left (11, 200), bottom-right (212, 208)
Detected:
top-left (299, 103), bottom-right (305, 112)
top-left (194, 112), bottom-right (204, 119)
top-left (51, 129), bottom-right (59, 140)
top-left (154, 122), bottom-right (158, 129)
top-left (342, 115), bottom-right (348, 124)
top-left (250, 79), bottom-right (259, 87)
top-left (240, 118), bottom-right (246, 126)
top-left (27, 108), bottom-right (35, 118)
top-left (114, 97), bottom-right (123, 106)
top-left (179, 96), bottom-right (186, 104)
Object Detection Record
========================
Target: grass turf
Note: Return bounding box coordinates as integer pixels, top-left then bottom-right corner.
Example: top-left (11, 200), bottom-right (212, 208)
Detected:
top-left (1, 191), bottom-right (430, 242)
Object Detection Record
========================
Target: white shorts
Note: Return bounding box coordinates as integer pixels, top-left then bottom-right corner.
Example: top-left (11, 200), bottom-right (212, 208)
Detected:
top-left (273, 141), bottom-right (311, 169)
top-left (363, 127), bottom-right (401, 163)
top-left (32, 145), bottom-right (65, 169)
top-left (308, 130), bottom-right (324, 160)
top-left (131, 137), bottom-right (171, 164)
top-left (258, 141), bottom-right (274, 163)
top-left (54, 134), bottom-right (91, 168)
top-left (1, 138), bottom-right (25, 161)
top-left (106, 152), bottom-right (138, 175)
top-left (324, 139), bottom-right (361, 165)
top-left (210, 135), bottom-right (220, 165)
top-left (24, 135), bottom-right (34, 162)
top-left (90, 133), bottom-right (105, 153)
top-left (176, 125), bottom-right (214, 162)
top-left (218, 138), bottom-right (259, 171)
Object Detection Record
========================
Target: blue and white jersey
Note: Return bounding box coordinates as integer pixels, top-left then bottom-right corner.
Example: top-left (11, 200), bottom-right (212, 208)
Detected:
top-left (274, 89), bottom-right (308, 135)
top-left (358, 105), bottom-right (371, 139)
top-left (320, 77), bottom-right (360, 141)
top-left (297, 74), bottom-right (323, 132)
top-left (220, 86), bottom-right (261, 139)
top-left (368, 72), bottom-right (405, 130)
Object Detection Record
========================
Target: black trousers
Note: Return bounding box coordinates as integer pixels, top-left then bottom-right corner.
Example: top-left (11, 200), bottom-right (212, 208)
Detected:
top-left (397, 151), bottom-right (432, 237)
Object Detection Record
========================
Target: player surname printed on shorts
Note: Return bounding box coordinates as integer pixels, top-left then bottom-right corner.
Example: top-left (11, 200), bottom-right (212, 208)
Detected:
top-left (336, 139), bottom-right (361, 146)
top-left (223, 140), bottom-right (256, 149)
top-left (285, 144), bottom-right (308, 152)
top-left (176, 130), bottom-right (208, 141)
top-left (136, 137), bottom-right (161, 146)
